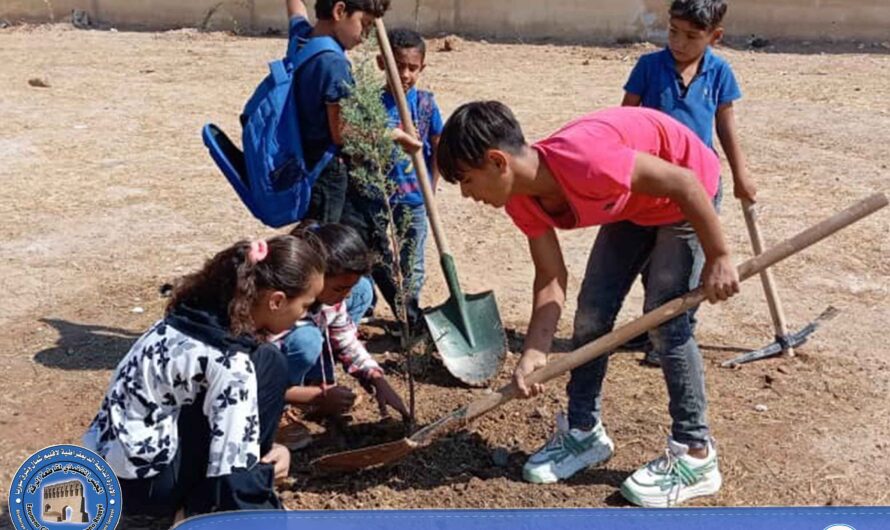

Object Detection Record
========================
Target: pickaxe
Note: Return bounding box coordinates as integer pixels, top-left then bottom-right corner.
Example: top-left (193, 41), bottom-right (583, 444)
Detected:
top-left (721, 200), bottom-right (839, 367)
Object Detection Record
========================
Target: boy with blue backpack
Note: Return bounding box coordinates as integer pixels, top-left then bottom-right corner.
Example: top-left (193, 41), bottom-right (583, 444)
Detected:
top-left (285, 0), bottom-right (397, 224)
top-left (370, 28), bottom-right (444, 334)
top-left (205, 0), bottom-right (400, 229)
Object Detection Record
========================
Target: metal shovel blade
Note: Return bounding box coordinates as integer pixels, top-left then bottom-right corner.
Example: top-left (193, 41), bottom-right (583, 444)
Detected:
top-left (425, 290), bottom-right (507, 386)
top-left (423, 254), bottom-right (507, 386)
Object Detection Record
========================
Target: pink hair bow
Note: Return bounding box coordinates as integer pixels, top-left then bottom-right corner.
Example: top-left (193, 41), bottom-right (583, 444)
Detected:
top-left (248, 240), bottom-right (269, 264)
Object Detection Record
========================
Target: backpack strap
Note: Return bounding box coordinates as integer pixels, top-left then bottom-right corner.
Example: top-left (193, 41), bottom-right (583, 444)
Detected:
top-left (289, 36), bottom-right (344, 72)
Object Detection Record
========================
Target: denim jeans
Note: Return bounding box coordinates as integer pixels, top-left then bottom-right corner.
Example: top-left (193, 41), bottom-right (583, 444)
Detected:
top-left (632, 180), bottom-right (723, 352)
top-left (568, 220), bottom-right (710, 448)
top-left (372, 202), bottom-right (428, 326)
top-left (282, 276), bottom-right (374, 386)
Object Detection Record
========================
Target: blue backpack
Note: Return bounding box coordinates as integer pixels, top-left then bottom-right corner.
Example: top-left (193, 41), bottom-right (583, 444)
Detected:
top-left (202, 37), bottom-right (344, 228)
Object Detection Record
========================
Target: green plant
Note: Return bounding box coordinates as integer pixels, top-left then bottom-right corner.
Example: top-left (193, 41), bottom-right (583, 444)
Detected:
top-left (340, 31), bottom-right (419, 424)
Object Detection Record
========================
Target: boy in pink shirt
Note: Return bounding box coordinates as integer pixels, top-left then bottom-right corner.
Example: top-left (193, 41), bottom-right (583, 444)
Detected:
top-left (437, 102), bottom-right (739, 507)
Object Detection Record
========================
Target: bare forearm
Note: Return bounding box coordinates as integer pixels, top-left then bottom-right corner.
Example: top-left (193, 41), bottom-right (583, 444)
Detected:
top-left (716, 108), bottom-right (747, 186)
top-left (286, 0), bottom-right (308, 19)
top-left (522, 279), bottom-right (565, 357)
top-left (285, 385), bottom-right (322, 406)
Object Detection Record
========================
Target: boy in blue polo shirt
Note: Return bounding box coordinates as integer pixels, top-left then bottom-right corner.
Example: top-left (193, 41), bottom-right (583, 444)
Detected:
top-left (285, 0), bottom-right (395, 223)
top-left (621, 0), bottom-right (756, 364)
top-left (371, 28), bottom-right (444, 333)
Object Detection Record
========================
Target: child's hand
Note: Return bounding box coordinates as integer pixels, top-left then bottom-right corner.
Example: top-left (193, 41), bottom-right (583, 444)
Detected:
top-left (261, 443), bottom-right (291, 480)
top-left (314, 385), bottom-right (357, 416)
top-left (369, 375), bottom-right (410, 420)
top-left (513, 350), bottom-right (548, 399)
top-left (733, 171), bottom-right (758, 203)
top-left (701, 254), bottom-right (740, 304)
top-left (391, 128), bottom-right (423, 155)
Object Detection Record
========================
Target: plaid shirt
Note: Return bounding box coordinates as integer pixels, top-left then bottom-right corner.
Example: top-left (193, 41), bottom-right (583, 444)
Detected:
top-left (298, 300), bottom-right (382, 382)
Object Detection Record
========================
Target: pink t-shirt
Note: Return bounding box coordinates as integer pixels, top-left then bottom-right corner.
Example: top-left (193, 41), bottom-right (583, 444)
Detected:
top-left (505, 107), bottom-right (721, 239)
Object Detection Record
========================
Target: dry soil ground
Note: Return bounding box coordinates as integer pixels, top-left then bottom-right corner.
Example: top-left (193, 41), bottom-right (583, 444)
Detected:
top-left (0, 24), bottom-right (888, 523)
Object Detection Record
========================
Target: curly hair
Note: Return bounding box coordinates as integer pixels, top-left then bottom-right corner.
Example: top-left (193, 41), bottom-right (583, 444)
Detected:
top-left (167, 235), bottom-right (326, 336)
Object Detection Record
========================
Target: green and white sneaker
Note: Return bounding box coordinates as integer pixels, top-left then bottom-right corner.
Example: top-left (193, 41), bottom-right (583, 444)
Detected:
top-left (620, 438), bottom-right (722, 507)
top-left (522, 413), bottom-right (614, 484)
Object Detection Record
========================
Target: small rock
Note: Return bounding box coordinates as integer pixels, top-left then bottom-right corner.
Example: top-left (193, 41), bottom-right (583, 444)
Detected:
top-left (777, 365), bottom-right (791, 375)
top-left (880, 42), bottom-right (890, 50)
top-left (110, 27), bottom-right (118, 32)
top-left (491, 447), bottom-right (510, 467)
top-left (28, 78), bottom-right (51, 88)
top-left (0, 19), bottom-right (10, 29)
top-left (763, 374), bottom-right (775, 387)
top-left (582, 59), bottom-right (590, 66)
top-left (531, 406), bottom-right (548, 419)
top-left (438, 35), bottom-right (462, 52)
top-left (131, 306), bottom-right (145, 314)
top-left (754, 404), bottom-right (768, 413)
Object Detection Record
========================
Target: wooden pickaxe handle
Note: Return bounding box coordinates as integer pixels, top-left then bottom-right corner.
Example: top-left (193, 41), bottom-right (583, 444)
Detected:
top-left (740, 199), bottom-right (794, 356)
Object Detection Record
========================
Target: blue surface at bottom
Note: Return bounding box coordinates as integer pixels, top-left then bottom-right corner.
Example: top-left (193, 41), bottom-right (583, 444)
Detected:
top-left (174, 507), bottom-right (890, 530)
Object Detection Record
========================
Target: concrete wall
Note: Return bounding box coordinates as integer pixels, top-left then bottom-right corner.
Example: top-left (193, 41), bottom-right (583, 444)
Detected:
top-left (3, 0), bottom-right (890, 42)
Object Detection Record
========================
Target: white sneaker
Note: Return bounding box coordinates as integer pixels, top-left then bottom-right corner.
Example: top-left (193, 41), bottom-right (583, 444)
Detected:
top-left (620, 438), bottom-right (722, 507)
top-left (523, 413), bottom-right (614, 484)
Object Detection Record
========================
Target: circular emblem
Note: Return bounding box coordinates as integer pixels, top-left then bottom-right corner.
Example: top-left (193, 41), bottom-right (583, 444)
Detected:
top-left (7, 444), bottom-right (121, 530)
top-left (824, 525), bottom-right (856, 530)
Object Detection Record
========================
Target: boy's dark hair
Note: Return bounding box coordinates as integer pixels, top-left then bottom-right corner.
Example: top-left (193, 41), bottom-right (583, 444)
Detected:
top-left (292, 221), bottom-right (373, 276)
top-left (437, 101), bottom-right (527, 184)
top-left (315, 0), bottom-right (390, 20)
top-left (388, 28), bottom-right (426, 58)
top-left (168, 235), bottom-right (326, 336)
top-left (669, 0), bottom-right (727, 30)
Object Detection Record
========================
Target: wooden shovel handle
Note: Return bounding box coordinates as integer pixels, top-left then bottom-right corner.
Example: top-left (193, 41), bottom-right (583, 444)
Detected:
top-left (374, 18), bottom-right (450, 257)
top-left (412, 193), bottom-right (888, 444)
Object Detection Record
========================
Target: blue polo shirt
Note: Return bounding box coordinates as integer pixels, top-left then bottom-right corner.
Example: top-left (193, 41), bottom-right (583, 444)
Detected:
top-left (383, 88), bottom-right (444, 207)
top-left (287, 16), bottom-right (353, 166)
top-left (624, 47), bottom-right (741, 148)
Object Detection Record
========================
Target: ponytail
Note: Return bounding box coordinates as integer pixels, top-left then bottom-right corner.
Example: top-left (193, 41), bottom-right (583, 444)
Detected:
top-left (167, 235), bottom-right (326, 336)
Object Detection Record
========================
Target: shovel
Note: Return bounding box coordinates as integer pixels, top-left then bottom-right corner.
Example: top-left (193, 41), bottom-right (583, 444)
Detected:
top-left (312, 193), bottom-right (888, 472)
top-left (375, 20), bottom-right (507, 386)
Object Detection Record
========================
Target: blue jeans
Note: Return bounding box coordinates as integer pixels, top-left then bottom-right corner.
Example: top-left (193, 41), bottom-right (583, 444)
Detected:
top-left (568, 220), bottom-right (710, 448)
top-left (372, 202), bottom-right (428, 325)
top-left (633, 181), bottom-right (722, 352)
top-left (282, 276), bottom-right (374, 386)
top-left (395, 202), bottom-right (428, 300)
